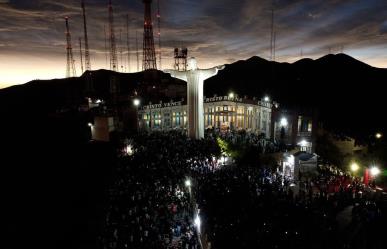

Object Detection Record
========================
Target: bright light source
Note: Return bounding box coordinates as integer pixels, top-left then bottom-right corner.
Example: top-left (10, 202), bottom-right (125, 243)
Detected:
top-left (88, 123), bottom-right (93, 127)
top-left (264, 96), bottom-right (270, 102)
top-left (96, 99), bottom-right (102, 104)
top-left (185, 179), bottom-right (191, 187)
top-left (228, 92), bottom-right (235, 99)
top-left (280, 117), bottom-right (288, 127)
top-left (370, 166), bottom-right (381, 177)
top-left (350, 163), bottom-right (359, 172)
top-left (299, 140), bottom-right (308, 147)
top-left (375, 133), bottom-right (382, 139)
top-left (133, 99), bottom-right (140, 107)
top-left (125, 145), bottom-right (134, 156)
top-left (194, 214), bottom-right (201, 233)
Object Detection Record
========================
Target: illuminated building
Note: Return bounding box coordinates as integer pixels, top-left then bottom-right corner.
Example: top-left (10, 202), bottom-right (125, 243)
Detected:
top-left (138, 95), bottom-right (274, 138)
top-left (273, 108), bottom-right (316, 153)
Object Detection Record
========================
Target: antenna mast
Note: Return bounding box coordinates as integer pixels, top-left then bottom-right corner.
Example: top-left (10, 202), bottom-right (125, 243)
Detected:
top-left (119, 28), bottom-right (124, 72)
top-left (104, 25), bottom-right (108, 68)
top-left (108, 0), bottom-right (118, 71)
top-left (136, 30), bottom-right (140, 72)
top-left (157, 0), bottom-right (162, 69)
top-left (81, 0), bottom-right (91, 71)
top-left (79, 37), bottom-right (84, 73)
top-left (142, 0), bottom-right (157, 70)
top-left (126, 14), bottom-right (131, 72)
top-left (270, 7), bottom-right (274, 61)
top-left (65, 17), bottom-right (76, 78)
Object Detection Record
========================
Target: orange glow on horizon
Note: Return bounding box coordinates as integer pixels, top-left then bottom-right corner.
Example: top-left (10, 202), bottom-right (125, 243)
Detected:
top-left (1, 53), bottom-right (387, 89)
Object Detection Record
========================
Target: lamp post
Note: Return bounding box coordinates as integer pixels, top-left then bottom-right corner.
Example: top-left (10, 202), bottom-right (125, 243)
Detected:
top-left (133, 98), bottom-right (140, 107)
top-left (370, 166), bottom-right (380, 177)
top-left (350, 163), bottom-right (360, 173)
top-left (280, 117), bottom-right (288, 127)
top-left (369, 166), bottom-right (381, 188)
top-left (133, 98), bottom-right (141, 130)
top-left (185, 178), bottom-right (191, 190)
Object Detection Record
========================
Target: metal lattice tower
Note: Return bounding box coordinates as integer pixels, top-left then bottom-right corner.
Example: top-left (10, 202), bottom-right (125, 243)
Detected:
top-left (65, 17), bottom-right (76, 78)
top-left (136, 30), bottom-right (140, 72)
top-left (174, 48), bottom-right (188, 71)
top-left (119, 29), bottom-right (124, 72)
top-left (126, 14), bottom-right (131, 72)
top-left (79, 37), bottom-right (84, 73)
top-left (108, 0), bottom-right (118, 71)
top-left (270, 8), bottom-right (274, 61)
top-left (142, 0), bottom-right (157, 70)
top-left (104, 25), bottom-right (108, 68)
top-left (156, 0), bottom-right (162, 69)
top-left (81, 0), bottom-right (91, 71)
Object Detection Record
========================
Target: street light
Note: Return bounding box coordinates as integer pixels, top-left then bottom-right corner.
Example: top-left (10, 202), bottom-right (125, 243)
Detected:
top-left (280, 117), bottom-right (288, 127)
top-left (299, 140), bottom-right (308, 147)
top-left (375, 133), bottom-right (383, 139)
top-left (350, 163), bottom-right (359, 172)
top-left (264, 96), bottom-right (270, 102)
top-left (370, 166), bottom-right (381, 177)
top-left (88, 122), bottom-right (93, 127)
top-left (185, 179), bottom-right (191, 187)
top-left (133, 98), bottom-right (140, 107)
top-left (228, 92), bottom-right (235, 99)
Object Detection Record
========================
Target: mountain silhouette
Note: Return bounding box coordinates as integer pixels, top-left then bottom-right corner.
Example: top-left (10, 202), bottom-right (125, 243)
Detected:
top-left (205, 53), bottom-right (386, 139)
top-left (1, 54), bottom-right (385, 248)
top-left (0, 53), bottom-right (385, 139)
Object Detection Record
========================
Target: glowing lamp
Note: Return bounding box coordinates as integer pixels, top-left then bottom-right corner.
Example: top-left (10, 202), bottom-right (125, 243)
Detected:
top-left (370, 166), bottom-right (380, 177)
top-left (133, 99), bottom-right (140, 107)
top-left (299, 140), bottom-right (308, 147)
top-left (350, 163), bottom-right (359, 172)
top-left (280, 117), bottom-right (288, 127)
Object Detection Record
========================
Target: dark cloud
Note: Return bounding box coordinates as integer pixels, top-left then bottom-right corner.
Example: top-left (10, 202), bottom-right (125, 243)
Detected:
top-left (1, 0), bottom-right (387, 86)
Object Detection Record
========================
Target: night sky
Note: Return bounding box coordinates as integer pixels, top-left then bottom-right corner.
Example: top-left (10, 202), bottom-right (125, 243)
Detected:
top-left (1, 0), bottom-right (387, 88)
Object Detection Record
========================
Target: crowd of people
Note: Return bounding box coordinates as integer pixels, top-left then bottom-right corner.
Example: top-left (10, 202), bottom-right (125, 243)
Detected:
top-left (99, 130), bottom-right (386, 249)
top-left (100, 131), bottom-right (221, 249)
top-left (206, 128), bottom-right (280, 154)
top-left (198, 163), bottom-right (386, 249)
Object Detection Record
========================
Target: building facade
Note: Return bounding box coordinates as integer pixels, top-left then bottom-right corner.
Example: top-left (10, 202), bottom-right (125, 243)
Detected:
top-left (138, 95), bottom-right (274, 139)
top-left (273, 109), bottom-right (316, 153)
